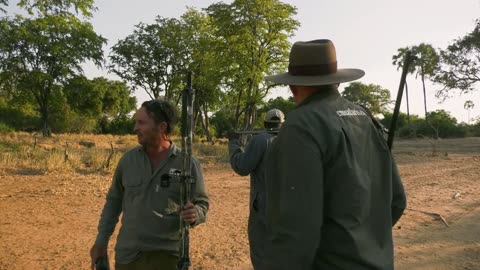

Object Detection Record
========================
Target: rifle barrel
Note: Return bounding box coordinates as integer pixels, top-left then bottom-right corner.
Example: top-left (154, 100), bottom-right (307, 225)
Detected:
top-left (234, 129), bottom-right (279, 135)
top-left (388, 51), bottom-right (414, 150)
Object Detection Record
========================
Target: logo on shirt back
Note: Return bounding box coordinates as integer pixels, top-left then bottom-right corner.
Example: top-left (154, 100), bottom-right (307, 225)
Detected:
top-left (336, 109), bottom-right (367, 117)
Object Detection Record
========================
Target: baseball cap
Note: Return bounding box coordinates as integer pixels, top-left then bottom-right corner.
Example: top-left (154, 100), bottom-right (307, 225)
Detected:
top-left (265, 109), bottom-right (285, 123)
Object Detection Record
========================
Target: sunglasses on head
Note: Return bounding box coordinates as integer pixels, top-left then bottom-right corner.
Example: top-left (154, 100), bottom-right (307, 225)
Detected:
top-left (144, 100), bottom-right (169, 124)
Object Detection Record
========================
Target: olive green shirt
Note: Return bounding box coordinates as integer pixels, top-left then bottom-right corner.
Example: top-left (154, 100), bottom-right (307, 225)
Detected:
top-left (261, 87), bottom-right (406, 270)
top-left (94, 143), bottom-right (209, 264)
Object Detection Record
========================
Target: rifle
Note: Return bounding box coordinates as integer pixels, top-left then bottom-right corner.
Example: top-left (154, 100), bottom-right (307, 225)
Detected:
top-left (177, 71), bottom-right (195, 270)
top-left (387, 50), bottom-right (415, 150)
top-left (233, 128), bottom-right (280, 135)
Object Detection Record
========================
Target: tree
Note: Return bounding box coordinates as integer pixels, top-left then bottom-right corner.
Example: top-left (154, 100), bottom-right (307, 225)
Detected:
top-left (206, 0), bottom-right (299, 130)
top-left (418, 110), bottom-right (460, 138)
top-left (178, 8), bottom-right (224, 142)
top-left (0, 15), bottom-right (106, 135)
top-left (64, 76), bottom-right (136, 133)
top-left (342, 82), bottom-right (393, 115)
top-left (392, 47), bottom-right (416, 123)
top-left (381, 112), bottom-right (422, 138)
top-left (464, 100), bottom-right (475, 124)
top-left (341, 82), bottom-right (393, 115)
top-left (260, 96), bottom-right (295, 117)
top-left (11, 0), bottom-right (95, 17)
top-left (435, 19), bottom-right (480, 99)
top-left (109, 17), bottom-right (185, 100)
top-left (0, 0), bottom-right (7, 13)
top-left (393, 44), bottom-right (440, 119)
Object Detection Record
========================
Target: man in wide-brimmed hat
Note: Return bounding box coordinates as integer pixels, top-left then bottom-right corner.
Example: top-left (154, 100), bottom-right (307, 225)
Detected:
top-left (260, 39), bottom-right (406, 270)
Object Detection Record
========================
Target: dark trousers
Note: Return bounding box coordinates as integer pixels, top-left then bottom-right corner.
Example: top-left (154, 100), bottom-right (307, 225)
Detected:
top-left (248, 211), bottom-right (267, 269)
top-left (115, 251), bottom-right (178, 270)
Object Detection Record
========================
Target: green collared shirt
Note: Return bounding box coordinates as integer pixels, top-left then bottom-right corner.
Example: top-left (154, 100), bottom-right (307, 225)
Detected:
top-left (95, 143), bottom-right (209, 264)
top-left (262, 87), bottom-right (406, 270)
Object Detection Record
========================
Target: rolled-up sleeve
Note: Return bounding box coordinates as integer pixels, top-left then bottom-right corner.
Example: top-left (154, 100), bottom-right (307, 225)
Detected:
top-left (191, 157), bottom-right (209, 226)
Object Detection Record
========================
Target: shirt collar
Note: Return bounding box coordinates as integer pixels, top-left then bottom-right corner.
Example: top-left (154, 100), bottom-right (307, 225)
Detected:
top-left (297, 85), bottom-right (340, 108)
top-left (138, 141), bottom-right (178, 157)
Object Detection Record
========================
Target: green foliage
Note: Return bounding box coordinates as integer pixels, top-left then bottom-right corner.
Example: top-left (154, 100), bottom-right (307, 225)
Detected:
top-left (422, 109), bottom-right (463, 138)
top-left (109, 17), bottom-right (184, 100)
top-left (469, 119), bottom-right (480, 137)
top-left (435, 19), bottom-right (480, 98)
top-left (63, 76), bottom-right (136, 133)
top-left (206, 0), bottom-right (299, 129)
top-left (257, 96), bottom-right (295, 125)
top-left (101, 115), bottom-right (135, 135)
top-left (0, 14), bottom-right (106, 135)
top-left (17, 0), bottom-right (96, 17)
top-left (180, 8), bottom-right (225, 140)
top-left (0, 122), bottom-right (14, 132)
top-left (0, 93), bottom-right (40, 131)
top-left (0, 0), bottom-right (7, 13)
top-left (392, 43), bottom-right (440, 120)
top-left (382, 110), bottom-right (469, 139)
top-left (342, 82), bottom-right (393, 115)
top-left (210, 108), bottom-right (235, 138)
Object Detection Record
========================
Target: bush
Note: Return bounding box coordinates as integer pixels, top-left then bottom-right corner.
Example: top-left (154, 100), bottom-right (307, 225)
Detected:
top-left (0, 122), bottom-right (14, 132)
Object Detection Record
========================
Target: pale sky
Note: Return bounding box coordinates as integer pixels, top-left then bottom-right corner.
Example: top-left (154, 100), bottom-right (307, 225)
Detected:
top-left (7, 0), bottom-right (480, 123)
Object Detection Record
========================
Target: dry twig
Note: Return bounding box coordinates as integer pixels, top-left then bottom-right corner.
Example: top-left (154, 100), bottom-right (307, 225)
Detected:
top-left (406, 208), bottom-right (449, 227)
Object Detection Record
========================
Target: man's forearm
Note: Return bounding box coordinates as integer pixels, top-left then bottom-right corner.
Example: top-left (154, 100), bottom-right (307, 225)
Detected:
top-left (95, 197), bottom-right (122, 246)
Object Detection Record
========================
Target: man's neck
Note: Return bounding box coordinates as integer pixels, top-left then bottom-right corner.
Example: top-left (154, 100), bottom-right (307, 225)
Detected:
top-left (145, 140), bottom-right (171, 156)
top-left (145, 140), bottom-right (171, 171)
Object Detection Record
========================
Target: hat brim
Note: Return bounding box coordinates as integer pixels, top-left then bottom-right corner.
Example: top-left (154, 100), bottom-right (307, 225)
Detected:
top-left (265, 68), bottom-right (365, 86)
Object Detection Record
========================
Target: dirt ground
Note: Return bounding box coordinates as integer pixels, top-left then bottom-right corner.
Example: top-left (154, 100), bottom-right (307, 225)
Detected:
top-left (1, 138), bottom-right (480, 269)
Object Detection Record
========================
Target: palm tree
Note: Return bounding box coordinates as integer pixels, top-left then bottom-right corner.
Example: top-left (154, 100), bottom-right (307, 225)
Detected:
top-left (464, 100), bottom-right (475, 124)
top-left (393, 43), bottom-right (440, 138)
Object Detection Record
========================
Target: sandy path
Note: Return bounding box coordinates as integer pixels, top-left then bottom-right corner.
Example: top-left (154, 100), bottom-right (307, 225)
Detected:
top-left (1, 154), bottom-right (479, 269)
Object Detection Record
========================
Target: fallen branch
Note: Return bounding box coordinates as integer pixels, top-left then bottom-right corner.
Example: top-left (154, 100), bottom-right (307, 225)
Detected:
top-left (406, 208), bottom-right (449, 227)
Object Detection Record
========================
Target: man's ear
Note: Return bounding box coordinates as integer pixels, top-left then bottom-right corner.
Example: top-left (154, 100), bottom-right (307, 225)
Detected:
top-left (159, 121), bottom-right (168, 133)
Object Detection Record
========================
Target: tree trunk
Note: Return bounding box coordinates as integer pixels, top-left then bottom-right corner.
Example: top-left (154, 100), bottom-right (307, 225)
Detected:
top-left (234, 86), bottom-right (244, 129)
top-left (40, 105), bottom-right (50, 137)
top-left (197, 103), bottom-right (212, 142)
top-left (203, 102), bottom-right (212, 142)
top-left (421, 73), bottom-right (428, 119)
top-left (405, 81), bottom-right (410, 124)
top-left (421, 69), bottom-right (437, 139)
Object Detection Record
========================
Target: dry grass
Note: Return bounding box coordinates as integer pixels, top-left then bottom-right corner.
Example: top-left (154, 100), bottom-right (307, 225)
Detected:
top-left (0, 132), bottom-right (136, 175)
top-left (0, 132), bottom-right (229, 175)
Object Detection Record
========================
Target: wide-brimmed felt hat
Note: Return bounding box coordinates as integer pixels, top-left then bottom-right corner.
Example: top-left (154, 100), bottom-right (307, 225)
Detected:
top-left (265, 39), bottom-right (365, 86)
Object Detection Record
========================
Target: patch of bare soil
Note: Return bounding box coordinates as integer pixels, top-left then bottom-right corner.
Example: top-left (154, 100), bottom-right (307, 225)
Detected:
top-left (1, 139), bottom-right (480, 269)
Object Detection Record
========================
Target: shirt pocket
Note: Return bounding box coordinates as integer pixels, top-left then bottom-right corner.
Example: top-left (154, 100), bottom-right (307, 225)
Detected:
top-left (122, 170), bottom-right (143, 187)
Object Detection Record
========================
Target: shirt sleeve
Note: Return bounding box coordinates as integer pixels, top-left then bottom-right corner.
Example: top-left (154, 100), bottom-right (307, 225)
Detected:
top-left (228, 135), bottom-right (267, 176)
top-left (391, 161), bottom-right (406, 226)
top-left (261, 125), bottom-right (324, 270)
top-left (94, 161), bottom-right (124, 246)
top-left (191, 157), bottom-right (209, 226)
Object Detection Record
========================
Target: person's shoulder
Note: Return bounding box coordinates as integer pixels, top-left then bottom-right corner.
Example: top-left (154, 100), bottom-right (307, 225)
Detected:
top-left (171, 143), bottom-right (202, 164)
top-left (251, 132), bottom-right (274, 144)
top-left (121, 145), bottom-right (142, 159)
top-left (114, 145), bottom-right (142, 168)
